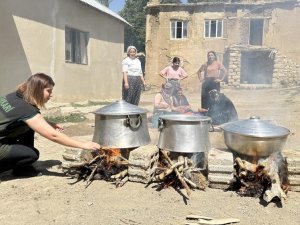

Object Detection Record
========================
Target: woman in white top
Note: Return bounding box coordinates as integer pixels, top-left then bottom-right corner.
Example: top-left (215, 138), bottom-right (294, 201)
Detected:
top-left (122, 46), bottom-right (146, 105)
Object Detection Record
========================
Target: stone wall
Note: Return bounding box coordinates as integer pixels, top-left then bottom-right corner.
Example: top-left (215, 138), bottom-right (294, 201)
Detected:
top-left (273, 53), bottom-right (300, 88)
top-left (226, 45), bottom-right (300, 88)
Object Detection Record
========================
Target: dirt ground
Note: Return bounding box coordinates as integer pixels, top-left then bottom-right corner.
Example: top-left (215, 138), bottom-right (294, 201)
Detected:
top-left (1, 86), bottom-right (300, 225)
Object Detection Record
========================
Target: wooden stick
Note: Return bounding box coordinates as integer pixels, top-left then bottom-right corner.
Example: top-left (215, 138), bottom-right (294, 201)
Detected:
top-left (235, 157), bottom-right (246, 170)
top-left (116, 176), bottom-right (129, 187)
top-left (183, 177), bottom-right (197, 189)
top-left (178, 155), bottom-right (184, 172)
top-left (160, 150), bottom-right (192, 196)
top-left (155, 161), bottom-right (185, 181)
top-left (88, 155), bottom-right (101, 165)
top-left (85, 163), bottom-right (100, 188)
top-left (111, 170), bottom-right (128, 179)
top-left (186, 215), bottom-right (214, 220)
top-left (235, 157), bottom-right (257, 173)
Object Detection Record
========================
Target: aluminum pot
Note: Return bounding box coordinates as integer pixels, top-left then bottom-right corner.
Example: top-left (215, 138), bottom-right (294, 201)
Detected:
top-left (157, 114), bottom-right (212, 153)
top-left (220, 116), bottom-right (290, 157)
top-left (92, 100), bottom-right (151, 148)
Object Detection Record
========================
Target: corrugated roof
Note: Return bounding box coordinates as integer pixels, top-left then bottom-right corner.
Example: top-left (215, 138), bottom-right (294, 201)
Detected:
top-left (79, 0), bottom-right (130, 25)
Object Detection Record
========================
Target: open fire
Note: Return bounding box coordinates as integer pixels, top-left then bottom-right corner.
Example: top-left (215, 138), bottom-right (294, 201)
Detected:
top-left (229, 152), bottom-right (289, 203)
top-left (62, 147), bottom-right (130, 188)
top-left (62, 146), bottom-right (291, 203)
top-left (62, 147), bottom-right (206, 197)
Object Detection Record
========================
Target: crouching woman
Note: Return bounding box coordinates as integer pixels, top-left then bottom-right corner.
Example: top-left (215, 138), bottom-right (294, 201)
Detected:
top-left (0, 73), bottom-right (100, 175)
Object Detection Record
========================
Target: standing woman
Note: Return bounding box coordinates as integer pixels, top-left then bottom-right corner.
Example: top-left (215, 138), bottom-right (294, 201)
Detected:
top-left (159, 57), bottom-right (188, 91)
top-left (122, 46), bottom-right (146, 105)
top-left (0, 73), bottom-right (100, 176)
top-left (197, 51), bottom-right (228, 110)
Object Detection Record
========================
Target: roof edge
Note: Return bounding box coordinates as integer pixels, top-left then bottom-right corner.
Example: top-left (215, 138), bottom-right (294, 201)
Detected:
top-left (79, 0), bottom-right (131, 26)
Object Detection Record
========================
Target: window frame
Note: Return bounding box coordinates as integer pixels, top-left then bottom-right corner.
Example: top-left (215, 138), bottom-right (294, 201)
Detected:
top-left (65, 26), bottom-right (89, 65)
top-left (170, 20), bottom-right (188, 40)
top-left (204, 19), bottom-right (223, 38)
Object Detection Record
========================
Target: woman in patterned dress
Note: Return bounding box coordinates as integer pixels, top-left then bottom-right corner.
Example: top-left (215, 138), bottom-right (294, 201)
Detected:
top-left (122, 46), bottom-right (146, 105)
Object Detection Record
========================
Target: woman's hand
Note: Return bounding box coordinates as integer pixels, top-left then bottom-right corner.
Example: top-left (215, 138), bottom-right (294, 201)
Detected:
top-left (82, 141), bottom-right (101, 151)
top-left (124, 82), bottom-right (129, 89)
top-left (214, 78), bottom-right (222, 83)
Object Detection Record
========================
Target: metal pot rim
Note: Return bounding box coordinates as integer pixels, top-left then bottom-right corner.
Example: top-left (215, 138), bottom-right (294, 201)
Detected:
top-left (220, 129), bottom-right (290, 138)
top-left (159, 114), bottom-right (211, 122)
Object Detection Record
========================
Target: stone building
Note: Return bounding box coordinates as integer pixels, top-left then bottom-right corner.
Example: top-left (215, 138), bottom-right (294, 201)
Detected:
top-left (145, 0), bottom-right (300, 90)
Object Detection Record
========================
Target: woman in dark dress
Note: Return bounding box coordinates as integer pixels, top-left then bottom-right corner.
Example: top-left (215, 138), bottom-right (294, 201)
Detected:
top-left (197, 51), bottom-right (228, 110)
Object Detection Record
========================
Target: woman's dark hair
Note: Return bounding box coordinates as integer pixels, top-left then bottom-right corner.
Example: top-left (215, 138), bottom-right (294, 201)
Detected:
top-left (17, 73), bottom-right (55, 108)
top-left (172, 57), bottom-right (180, 64)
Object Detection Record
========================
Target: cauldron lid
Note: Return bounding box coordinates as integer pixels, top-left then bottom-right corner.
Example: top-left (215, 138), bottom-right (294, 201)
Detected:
top-left (221, 116), bottom-right (290, 138)
top-left (159, 114), bottom-right (211, 122)
top-left (93, 100), bottom-right (147, 115)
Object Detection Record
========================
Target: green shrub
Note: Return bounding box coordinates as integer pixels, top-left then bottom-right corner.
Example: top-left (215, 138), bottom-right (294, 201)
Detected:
top-left (45, 113), bottom-right (86, 124)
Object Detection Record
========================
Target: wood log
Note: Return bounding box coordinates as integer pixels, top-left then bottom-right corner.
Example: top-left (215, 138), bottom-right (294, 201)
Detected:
top-left (263, 171), bottom-right (287, 202)
top-left (178, 156), bottom-right (185, 172)
top-left (183, 177), bottom-right (197, 189)
top-left (160, 150), bottom-right (192, 196)
top-left (88, 155), bottom-right (101, 165)
top-left (111, 170), bottom-right (128, 179)
top-left (114, 160), bottom-right (129, 166)
top-left (86, 163), bottom-right (100, 188)
top-left (186, 215), bottom-right (213, 220)
top-left (116, 176), bottom-right (129, 187)
top-left (197, 218), bottom-right (240, 225)
top-left (185, 215), bottom-right (240, 225)
top-left (155, 161), bottom-right (185, 181)
top-left (235, 157), bottom-right (257, 173)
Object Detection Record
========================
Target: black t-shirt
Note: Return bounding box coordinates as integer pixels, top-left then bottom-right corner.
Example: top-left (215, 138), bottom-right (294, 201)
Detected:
top-left (0, 92), bottom-right (40, 141)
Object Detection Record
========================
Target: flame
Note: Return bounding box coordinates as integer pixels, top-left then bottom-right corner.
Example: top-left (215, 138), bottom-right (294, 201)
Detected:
top-left (108, 148), bottom-right (121, 157)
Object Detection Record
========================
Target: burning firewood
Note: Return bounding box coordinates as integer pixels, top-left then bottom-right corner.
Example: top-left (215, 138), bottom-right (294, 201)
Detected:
top-left (154, 150), bottom-right (195, 196)
top-left (230, 153), bottom-right (289, 203)
top-left (62, 147), bottom-right (130, 188)
top-left (111, 170), bottom-right (128, 179)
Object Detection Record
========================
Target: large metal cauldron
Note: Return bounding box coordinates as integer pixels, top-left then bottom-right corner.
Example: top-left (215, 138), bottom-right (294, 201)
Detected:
top-left (221, 116), bottom-right (290, 157)
top-left (157, 114), bottom-right (212, 153)
top-left (92, 100), bottom-right (151, 148)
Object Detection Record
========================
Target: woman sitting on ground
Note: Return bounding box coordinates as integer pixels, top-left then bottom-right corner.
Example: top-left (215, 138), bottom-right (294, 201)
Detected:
top-left (172, 88), bottom-right (193, 114)
top-left (152, 82), bottom-right (178, 128)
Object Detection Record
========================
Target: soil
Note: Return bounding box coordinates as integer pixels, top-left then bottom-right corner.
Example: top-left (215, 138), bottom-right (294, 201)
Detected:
top-left (1, 87), bottom-right (300, 225)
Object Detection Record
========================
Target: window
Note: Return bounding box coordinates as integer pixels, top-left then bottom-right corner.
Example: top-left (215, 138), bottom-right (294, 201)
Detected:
top-left (65, 27), bottom-right (89, 64)
top-left (171, 20), bottom-right (188, 39)
top-left (204, 20), bottom-right (223, 38)
top-left (249, 19), bottom-right (264, 46)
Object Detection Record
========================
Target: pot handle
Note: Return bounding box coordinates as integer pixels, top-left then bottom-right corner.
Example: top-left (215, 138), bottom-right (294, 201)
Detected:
top-left (126, 115), bottom-right (142, 129)
top-left (208, 120), bottom-right (214, 132)
top-left (158, 118), bottom-right (165, 131)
